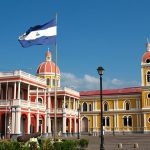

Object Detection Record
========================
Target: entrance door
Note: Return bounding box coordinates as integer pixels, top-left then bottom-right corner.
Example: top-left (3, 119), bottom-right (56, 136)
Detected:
top-left (82, 117), bottom-right (88, 132)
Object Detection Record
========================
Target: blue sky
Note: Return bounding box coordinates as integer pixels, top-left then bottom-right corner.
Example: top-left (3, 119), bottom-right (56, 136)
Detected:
top-left (0, 0), bottom-right (150, 91)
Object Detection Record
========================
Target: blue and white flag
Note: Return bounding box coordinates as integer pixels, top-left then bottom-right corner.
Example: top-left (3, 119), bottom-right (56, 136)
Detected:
top-left (18, 19), bottom-right (57, 48)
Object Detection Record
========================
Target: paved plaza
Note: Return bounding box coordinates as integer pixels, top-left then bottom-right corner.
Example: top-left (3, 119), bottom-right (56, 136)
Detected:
top-left (81, 134), bottom-right (150, 150)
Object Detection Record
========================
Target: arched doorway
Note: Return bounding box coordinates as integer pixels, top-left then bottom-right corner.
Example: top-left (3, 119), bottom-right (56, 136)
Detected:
top-left (72, 119), bottom-right (74, 133)
top-left (30, 114), bottom-right (36, 133)
top-left (82, 117), bottom-right (88, 132)
top-left (21, 114), bottom-right (27, 134)
top-left (39, 115), bottom-right (44, 133)
top-left (1, 113), bottom-right (9, 138)
top-left (66, 118), bottom-right (70, 133)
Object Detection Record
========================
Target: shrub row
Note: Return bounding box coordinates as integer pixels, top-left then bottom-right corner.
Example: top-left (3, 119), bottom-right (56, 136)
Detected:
top-left (0, 138), bottom-right (89, 150)
top-left (0, 141), bottom-right (23, 150)
top-left (17, 132), bottom-right (41, 142)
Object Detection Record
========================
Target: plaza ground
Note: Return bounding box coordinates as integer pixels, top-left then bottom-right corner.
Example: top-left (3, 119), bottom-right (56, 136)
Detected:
top-left (79, 134), bottom-right (150, 150)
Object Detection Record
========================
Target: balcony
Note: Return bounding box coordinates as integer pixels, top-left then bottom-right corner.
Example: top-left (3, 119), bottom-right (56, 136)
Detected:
top-left (0, 99), bottom-right (46, 110)
top-left (0, 70), bottom-right (46, 86)
top-left (48, 87), bottom-right (80, 97)
top-left (49, 108), bottom-right (78, 115)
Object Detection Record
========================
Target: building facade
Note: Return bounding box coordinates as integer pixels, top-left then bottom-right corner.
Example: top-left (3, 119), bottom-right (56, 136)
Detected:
top-left (0, 51), bottom-right (80, 138)
top-left (0, 43), bottom-right (150, 138)
top-left (80, 43), bottom-right (150, 135)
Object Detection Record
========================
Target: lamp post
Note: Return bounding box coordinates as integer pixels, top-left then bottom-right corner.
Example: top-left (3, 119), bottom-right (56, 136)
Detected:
top-left (97, 66), bottom-right (105, 150)
top-left (77, 107), bottom-right (80, 139)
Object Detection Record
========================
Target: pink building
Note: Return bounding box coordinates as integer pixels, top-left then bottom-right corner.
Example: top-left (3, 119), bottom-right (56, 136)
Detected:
top-left (0, 51), bottom-right (80, 139)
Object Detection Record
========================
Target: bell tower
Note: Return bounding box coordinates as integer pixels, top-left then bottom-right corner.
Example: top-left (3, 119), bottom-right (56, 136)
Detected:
top-left (141, 42), bottom-right (150, 86)
top-left (141, 42), bottom-right (150, 111)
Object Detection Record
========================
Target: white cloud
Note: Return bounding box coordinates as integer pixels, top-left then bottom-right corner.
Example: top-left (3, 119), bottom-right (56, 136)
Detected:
top-left (61, 72), bottom-right (140, 91)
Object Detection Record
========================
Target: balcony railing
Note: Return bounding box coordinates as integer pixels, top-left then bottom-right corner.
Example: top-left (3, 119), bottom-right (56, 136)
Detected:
top-left (0, 99), bottom-right (46, 110)
top-left (0, 70), bottom-right (46, 86)
top-left (49, 108), bottom-right (78, 115)
top-left (49, 87), bottom-right (80, 97)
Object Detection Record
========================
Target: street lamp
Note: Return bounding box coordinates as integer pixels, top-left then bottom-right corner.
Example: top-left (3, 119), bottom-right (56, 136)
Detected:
top-left (77, 107), bottom-right (80, 139)
top-left (97, 66), bottom-right (105, 150)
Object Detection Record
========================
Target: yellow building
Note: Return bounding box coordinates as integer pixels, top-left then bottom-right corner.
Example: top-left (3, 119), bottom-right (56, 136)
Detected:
top-left (80, 43), bottom-right (150, 135)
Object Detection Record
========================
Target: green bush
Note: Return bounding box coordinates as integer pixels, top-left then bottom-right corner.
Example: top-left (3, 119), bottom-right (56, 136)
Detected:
top-left (41, 138), bottom-right (54, 150)
top-left (79, 139), bottom-right (89, 149)
top-left (29, 141), bottom-right (38, 150)
top-left (0, 140), bottom-right (24, 150)
top-left (57, 140), bottom-right (77, 150)
top-left (53, 142), bottom-right (62, 150)
top-left (0, 140), bottom-right (12, 150)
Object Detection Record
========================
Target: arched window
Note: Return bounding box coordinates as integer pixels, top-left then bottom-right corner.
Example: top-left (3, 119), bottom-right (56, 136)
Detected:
top-left (83, 102), bottom-right (87, 111)
top-left (123, 116), bottom-right (127, 126)
top-left (47, 78), bottom-right (50, 86)
top-left (125, 101), bottom-right (130, 110)
top-left (38, 97), bottom-right (43, 104)
top-left (146, 59), bottom-right (150, 63)
top-left (147, 71), bottom-right (150, 82)
top-left (89, 104), bottom-right (92, 111)
top-left (106, 117), bottom-right (110, 126)
top-left (128, 116), bottom-right (132, 126)
top-left (104, 102), bottom-right (108, 111)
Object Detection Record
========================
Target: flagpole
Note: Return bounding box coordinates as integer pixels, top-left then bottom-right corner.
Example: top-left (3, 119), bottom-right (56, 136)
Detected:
top-left (54, 13), bottom-right (58, 141)
top-left (5, 82), bottom-right (8, 139)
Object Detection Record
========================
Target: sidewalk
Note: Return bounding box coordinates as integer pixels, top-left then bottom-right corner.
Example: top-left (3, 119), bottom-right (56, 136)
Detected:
top-left (81, 134), bottom-right (150, 150)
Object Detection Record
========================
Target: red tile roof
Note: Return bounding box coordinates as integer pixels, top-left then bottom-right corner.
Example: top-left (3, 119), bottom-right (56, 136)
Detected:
top-left (80, 87), bottom-right (142, 96)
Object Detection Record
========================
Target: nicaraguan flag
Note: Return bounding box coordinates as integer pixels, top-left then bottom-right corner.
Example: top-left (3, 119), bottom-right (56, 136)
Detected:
top-left (18, 19), bottom-right (57, 48)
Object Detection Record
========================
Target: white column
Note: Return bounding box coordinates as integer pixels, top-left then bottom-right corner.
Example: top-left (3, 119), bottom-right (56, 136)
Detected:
top-left (73, 98), bottom-right (75, 110)
top-left (95, 101), bottom-right (97, 110)
top-left (15, 107), bottom-right (21, 134)
top-left (17, 82), bottom-right (20, 99)
top-left (69, 117), bottom-right (72, 133)
top-left (63, 113), bottom-right (66, 134)
top-left (48, 93), bottom-right (51, 109)
top-left (114, 114), bottom-right (117, 128)
top-left (114, 100), bottom-right (116, 110)
top-left (93, 101), bottom-right (95, 111)
top-left (116, 99), bottom-right (118, 110)
top-left (74, 116), bottom-right (77, 133)
top-left (36, 112), bottom-right (39, 132)
top-left (14, 82), bottom-right (16, 99)
top-left (36, 87), bottom-right (38, 103)
top-left (79, 114), bottom-right (81, 133)
top-left (95, 115), bottom-right (97, 128)
top-left (44, 114), bottom-right (47, 133)
top-left (27, 84), bottom-right (30, 101)
top-left (27, 109), bottom-right (31, 134)
top-left (63, 96), bottom-right (66, 109)
top-left (11, 108), bottom-right (15, 134)
top-left (77, 100), bottom-right (79, 109)
top-left (44, 89), bottom-right (46, 104)
top-left (117, 114), bottom-right (119, 130)
top-left (47, 115), bottom-right (51, 133)
top-left (69, 97), bottom-right (70, 109)
top-left (141, 67), bottom-right (144, 86)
